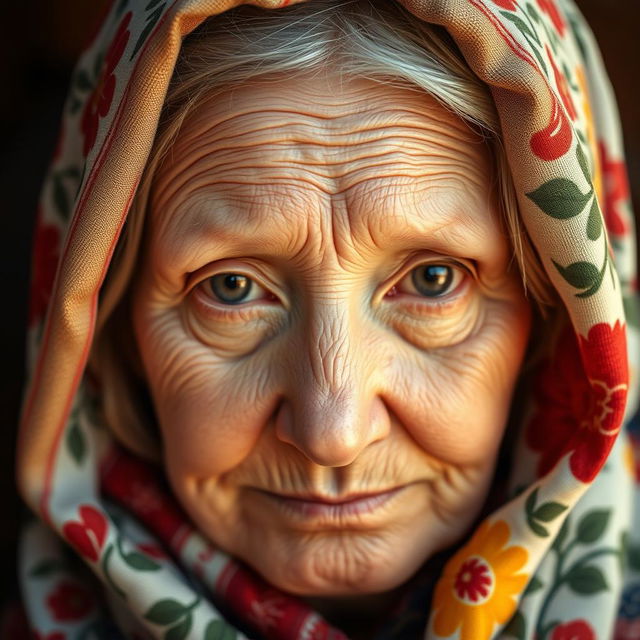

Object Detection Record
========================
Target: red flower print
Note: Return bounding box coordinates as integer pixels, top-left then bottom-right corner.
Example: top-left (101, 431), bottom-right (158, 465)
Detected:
top-left (62, 504), bottom-right (108, 562)
top-left (526, 321), bottom-right (628, 483)
top-left (454, 557), bottom-right (492, 602)
top-left (101, 450), bottom-right (186, 545)
top-left (46, 581), bottom-right (94, 621)
top-left (547, 46), bottom-right (576, 121)
top-left (249, 594), bottom-right (286, 631)
top-left (530, 94), bottom-right (572, 161)
top-left (80, 12), bottom-right (131, 156)
top-left (29, 219), bottom-right (61, 326)
top-left (493, 0), bottom-right (518, 9)
top-left (551, 619), bottom-right (595, 640)
top-left (599, 141), bottom-right (631, 236)
top-left (536, 0), bottom-right (566, 36)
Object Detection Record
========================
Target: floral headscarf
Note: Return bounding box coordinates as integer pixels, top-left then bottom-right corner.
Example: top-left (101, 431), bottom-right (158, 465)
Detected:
top-left (16, 1), bottom-right (639, 639)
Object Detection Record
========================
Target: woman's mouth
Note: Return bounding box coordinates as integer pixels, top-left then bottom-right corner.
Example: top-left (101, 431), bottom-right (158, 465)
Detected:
top-left (253, 486), bottom-right (409, 528)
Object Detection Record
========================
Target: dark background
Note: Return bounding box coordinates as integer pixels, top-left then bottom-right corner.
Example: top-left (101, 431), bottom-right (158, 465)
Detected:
top-left (0, 0), bottom-right (638, 606)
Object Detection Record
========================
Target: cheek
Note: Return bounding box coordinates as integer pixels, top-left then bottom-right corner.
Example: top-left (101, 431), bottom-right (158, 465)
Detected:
top-left (133, 303), bottom-right (280, 476)
top-left (386, 289), bottom-right (531, 464)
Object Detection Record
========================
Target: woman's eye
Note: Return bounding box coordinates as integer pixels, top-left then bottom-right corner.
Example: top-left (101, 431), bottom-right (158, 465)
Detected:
top-left (397, 264), bottom-right (464, 298)
top-left (205, 273), bottom-right (263, 305)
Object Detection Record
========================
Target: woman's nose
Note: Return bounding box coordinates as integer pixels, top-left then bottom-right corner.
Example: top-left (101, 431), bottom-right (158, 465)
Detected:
top-left (274, 307), bottom-right (390, 467)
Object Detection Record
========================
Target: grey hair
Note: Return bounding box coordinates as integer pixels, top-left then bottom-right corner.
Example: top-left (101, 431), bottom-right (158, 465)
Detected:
top-left (165, 0), bottom-right (498, 133)
top-left (91, 0), bottom-right (554, 459)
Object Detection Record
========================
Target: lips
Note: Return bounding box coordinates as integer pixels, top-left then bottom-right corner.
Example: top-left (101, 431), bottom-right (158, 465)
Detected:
top-left (254, 486), bottom-right (407, 526)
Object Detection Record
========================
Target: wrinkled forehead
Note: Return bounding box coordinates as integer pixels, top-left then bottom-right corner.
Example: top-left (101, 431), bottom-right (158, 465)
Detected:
top-left (153, 74), bottom-right (491, 188)
top-left (146, 75), bottom-right (508, 269)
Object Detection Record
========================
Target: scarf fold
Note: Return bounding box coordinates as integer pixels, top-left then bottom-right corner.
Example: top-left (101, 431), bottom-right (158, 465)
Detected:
top-left (17, 1), bottom-right (638, 639)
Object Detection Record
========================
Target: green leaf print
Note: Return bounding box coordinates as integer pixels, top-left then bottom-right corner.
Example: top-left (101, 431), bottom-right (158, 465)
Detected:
top-left (568, 13), bottom-right (589, 61)
top-left (576, 509), bottom-right (610, 544)
top-left (627, 544), bottom-right (640, 572)
top-left (525, 488), bottom-right (567, 538)
top-left (122, 550), bottom-right (161, 571)
top-left (29, 558), bottom-right (63, 578)
top-left (102, 544), bottom-right (127, 600)
top-left (623, 295), bottom-right (640, 329)
top-left (619, 531), bottom-right (629, 571)
top-left (499, 10), bottom-right (547, 73)
top-left (503, 609), bottom-right (526, 640)
top-left (575, 143), bottom-right (591, 183)
top-left (566, 565), bottom-right (608, 595)
top-left (552, 225), bottom-right (611, 298)
top-left (51, 166), bottom-right (81, 221)
top-left (74, 68), bottom-right (93, 92)
top-left (131, 4), bottom-right (166, 60)
top-left (115, 0), bottom-right (129, 16)
top-left (552, 517), bottom-right (569, 552)
top-left (166, 614), bottom-right (192, 640)
top-left (92, 52), bottom-right (104, 83)
top-left (536, 510), bottom-right (621, 639)
top-left (145, 596), bottom-right (201, 635)
top-left (500, 11), bottom-right (538, 43)
top-left (552, 260), bottom-right (599, 291)
top-left (526, 3), bottom-right (540, 23)
top-left (146, 599), bottom-right (188, 625)
top-left (66, 420), bottom-right (86, 465)
top-left (205, 619), bottom-right (238, 640)
top-left (586, 198), bottom-right (602, 240)
top-left (525, 488), bottom-right (538, 513)
top-left (534, 502), bottom-right (567, 522)
top-left (52, 174), bottom-right (71, 219)
top-left (526, 178), bottom-right (592, 219)
top-left (116, 532), bottom-right (161, 571)
top-left (524, 575), bottom-right (544, 596)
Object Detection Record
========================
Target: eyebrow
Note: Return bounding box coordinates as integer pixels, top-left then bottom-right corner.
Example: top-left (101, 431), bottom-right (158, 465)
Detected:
top-left (155, 180), bottom-right (500, 276)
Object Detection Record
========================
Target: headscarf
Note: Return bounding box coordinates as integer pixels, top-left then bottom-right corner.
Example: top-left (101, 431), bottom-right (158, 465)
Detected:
top-left (16, 1), bottom-right (638, 638)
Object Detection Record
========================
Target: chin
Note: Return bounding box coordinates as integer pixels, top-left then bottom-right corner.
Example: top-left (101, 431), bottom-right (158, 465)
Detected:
top-left (238, 527), bottom-right (440, 597)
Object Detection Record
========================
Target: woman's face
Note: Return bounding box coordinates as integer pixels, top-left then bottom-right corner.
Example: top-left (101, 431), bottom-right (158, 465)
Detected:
top-left (132, 74), bottom-right (531, 597)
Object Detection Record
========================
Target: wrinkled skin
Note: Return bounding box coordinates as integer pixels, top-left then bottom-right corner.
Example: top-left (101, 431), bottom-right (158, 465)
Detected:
top-left (132, 74), bottom-right (531, 603)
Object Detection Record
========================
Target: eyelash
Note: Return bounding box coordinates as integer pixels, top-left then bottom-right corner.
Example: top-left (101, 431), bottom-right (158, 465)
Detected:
top-left (192, 260), bottom-right (471, 318)
top-left (189, 268), bottom-right (274, 322)
top-left (387, 262), bottom-right (468, 301)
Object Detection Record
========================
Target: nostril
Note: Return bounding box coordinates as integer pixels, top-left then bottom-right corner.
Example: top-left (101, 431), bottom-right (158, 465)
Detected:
top-left (274, 392), bottom-right (390, 467)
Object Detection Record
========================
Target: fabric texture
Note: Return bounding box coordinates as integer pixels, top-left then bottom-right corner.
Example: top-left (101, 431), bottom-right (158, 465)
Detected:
top-left (16, 0), bottom-right (639, 638)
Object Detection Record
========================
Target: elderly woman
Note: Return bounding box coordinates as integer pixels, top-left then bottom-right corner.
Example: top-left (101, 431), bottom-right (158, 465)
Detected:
top-left (15, 1), bottom-right (637, 639)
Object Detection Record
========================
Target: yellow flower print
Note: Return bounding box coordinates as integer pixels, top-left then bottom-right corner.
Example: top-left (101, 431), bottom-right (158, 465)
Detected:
top-left (576, 65), bottom-right (602, 204)
top-left (432, 520), bottom-right (528, 640)
top-left (623, 432), bottom-right (637, 479)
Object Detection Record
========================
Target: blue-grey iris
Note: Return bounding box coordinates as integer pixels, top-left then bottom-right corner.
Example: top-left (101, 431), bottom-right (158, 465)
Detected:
top-left (411, 265), bottom-right (453, 297)
top-left (209, 273), bottom-right (252, 304)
